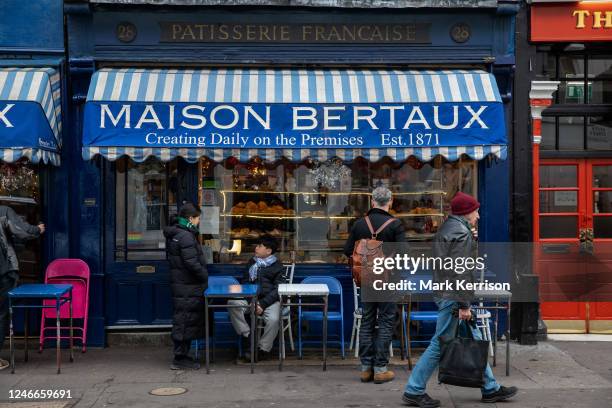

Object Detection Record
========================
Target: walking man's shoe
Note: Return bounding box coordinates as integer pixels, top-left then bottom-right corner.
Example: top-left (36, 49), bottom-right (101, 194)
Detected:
top-left (373, 370), bottom-right (395, 384)
top-left (171, 356), bottom-right (200, 370)
top-left (402, 392), bottom-right (441, 408)
top-left (481, 385), bottom-right (518, 403)
top-left (360, 369), bottom-right (374, 382)
top-left (0, 358), bottom-right (9, 370)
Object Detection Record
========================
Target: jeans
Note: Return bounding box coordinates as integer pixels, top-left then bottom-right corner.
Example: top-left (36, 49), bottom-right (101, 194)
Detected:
top-left (0, 272), bottom-right (18, 353)
top-left (405, 298), bottom-right (500, 396)
top-left (228, 299), bottom-right (280, 353)
top-left (359, 302), bottom-right (396, 374)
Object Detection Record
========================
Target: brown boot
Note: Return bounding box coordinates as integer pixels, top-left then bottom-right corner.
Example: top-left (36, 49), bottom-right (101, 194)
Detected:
top-left (373, 370), bottom-right (395, 384)
top-left (360, 369), bottom-right (374, 382)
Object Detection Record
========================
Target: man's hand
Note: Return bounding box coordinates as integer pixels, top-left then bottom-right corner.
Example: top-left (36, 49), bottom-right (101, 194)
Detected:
top-left (38, 223), bottom-right (46, 234)
top-left (256, 304), bottom-right (264, 316)
top-left (458, 308), bottom-right (472, 320)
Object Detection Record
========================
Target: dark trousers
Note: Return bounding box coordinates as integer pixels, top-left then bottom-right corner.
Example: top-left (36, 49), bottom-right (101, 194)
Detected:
top-left (173, 339), bottom-right (192, 359)
top-left (359, 301), bottom-right (396, 371)
top-left (0, 271), bottom-right (18, 352)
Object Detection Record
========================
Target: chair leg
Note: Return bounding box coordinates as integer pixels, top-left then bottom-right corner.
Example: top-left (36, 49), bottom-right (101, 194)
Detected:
top-left (341, 320), bottom-right (345, 359)
top-left (349, 316), bottom-right (356, 351)
top-left (389, 342), bottom-right (394, 358)
top-left (298, 309), bottom-right (303, 359)
top-left (354, 317), bottom-right (361, 358)
top-left (286, 316), bottom-right (295, 352)
top-left (406, 314), bottom-right (413, 370)
top-left (486, 319), bottom-right (494, 357)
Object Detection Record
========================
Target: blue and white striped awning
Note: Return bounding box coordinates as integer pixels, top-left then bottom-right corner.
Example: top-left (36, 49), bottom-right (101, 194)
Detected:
top-left (83, 68), bottom-right (506, 163)
top-left (0, 68), bottom-right (62, 165)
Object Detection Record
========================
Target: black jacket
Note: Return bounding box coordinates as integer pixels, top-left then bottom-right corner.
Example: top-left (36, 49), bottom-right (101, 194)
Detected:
top-left (343, 208), bottom-right (405, 257)
top-left (164, 223), bottom-right (208, 342)
top-left (0, 205), bottom-right (41, 277)
top-left (241, 258), bottom-right (285, 309)
top-left (433, 215), bottom-right (476, 308)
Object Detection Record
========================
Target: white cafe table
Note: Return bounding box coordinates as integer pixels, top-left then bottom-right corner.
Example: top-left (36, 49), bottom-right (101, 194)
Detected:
top-left (277, 283), bottom-right (329, 371)
top-left (474, 289), bottom-right (512, 376)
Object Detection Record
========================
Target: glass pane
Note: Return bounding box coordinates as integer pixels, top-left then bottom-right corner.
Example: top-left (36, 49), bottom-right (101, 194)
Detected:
top-left (593, 165), bottom-right (612, 188)
top-left (540, 191), bottom-right (578, 213)
top-left (0, 162), bottom-right (39, 201)
top-left (539, 216), bottom-right (578, 239)
top-left (594, 217), bottom-right (612, 238)
top-left (588, 80), bottom-right (612, 104)
top-left (587, 116), bottom-right (612, 150)
top-left (558, 81), bottom-right (586, 104)
top-left (559, 55), bottom-right (584, 79)
top-left (594, 191), bottom-right (612, 214)
top-left (116, 158), bottom-right (170, 260)
top-left (541, 116), bottom-right (556, 150)
top-left (559, 116), bottom-right (584, 150)
top-left (588, 56), bottom-right (612, 79)
top-left (535, 52), bottom-right (556, 80)
top-left (539, 165), bottom-right (578, 188)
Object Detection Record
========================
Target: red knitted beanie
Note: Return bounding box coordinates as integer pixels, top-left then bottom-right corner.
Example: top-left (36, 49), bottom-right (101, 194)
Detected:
top-left (451, 192), bottom-right (480, 215)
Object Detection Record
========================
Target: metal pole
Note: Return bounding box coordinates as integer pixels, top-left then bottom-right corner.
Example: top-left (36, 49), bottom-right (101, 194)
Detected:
top-left (278, 294), bottom-right (284, 371)
top-left (56, 297), bottom-right (61, 374)
top-left (205, 296), bottom-right (210, 374)
top-left (506, 298), bottom-right (511, 376)
top-left (70, 290), bottom-right (74, 363)
top-left (9, 299), bottom-right (15, 374)
top-left (24, 308), bottom-right (29, 363)
top-left (250, 296), bottom-right (255, 374)
top-left (323, 295), bottom-right (328, 371)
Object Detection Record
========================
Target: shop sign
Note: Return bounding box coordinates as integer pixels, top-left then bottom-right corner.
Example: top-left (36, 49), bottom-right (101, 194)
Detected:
top-left (0, 102), bottom-right (58, 150)
top-left (565, 81), bottom-right (592, 103)
top-left (159, 23), bottom-right (431, 44)
top-left (531, 3), bottom-right (612, 42)
top-left (83, 102), bottom-right (506, 149)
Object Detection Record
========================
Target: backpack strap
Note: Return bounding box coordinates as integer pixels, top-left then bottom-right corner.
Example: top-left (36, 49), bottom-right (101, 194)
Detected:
top-left (365, 216), bottom-right (397, 239)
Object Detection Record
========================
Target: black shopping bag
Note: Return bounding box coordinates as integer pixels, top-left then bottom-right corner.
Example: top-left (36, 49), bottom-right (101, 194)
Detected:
top-left (438, 318), bottom-right (489, 388)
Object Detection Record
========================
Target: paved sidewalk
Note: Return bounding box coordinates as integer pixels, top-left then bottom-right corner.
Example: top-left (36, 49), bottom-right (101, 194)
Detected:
top-left (1, 340), bottom-right (611, 408)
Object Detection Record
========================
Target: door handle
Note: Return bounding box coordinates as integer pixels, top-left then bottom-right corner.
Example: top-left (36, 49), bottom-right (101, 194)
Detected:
top-left (542, 244), bottom-right (570, 254)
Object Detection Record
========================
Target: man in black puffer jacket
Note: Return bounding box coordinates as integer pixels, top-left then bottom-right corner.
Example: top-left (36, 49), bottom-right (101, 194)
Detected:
top-left (228, 235), bottom-right (285, 360)
top-left (344, 186), bottom-right (405, 384)
top-left (164, 203), bottom-right (208, 370)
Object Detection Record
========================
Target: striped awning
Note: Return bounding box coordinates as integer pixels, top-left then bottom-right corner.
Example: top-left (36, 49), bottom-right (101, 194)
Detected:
top-left (0, 68), bottom-right (62, 165)
top-left (83, 68), bottom-right (507, 163)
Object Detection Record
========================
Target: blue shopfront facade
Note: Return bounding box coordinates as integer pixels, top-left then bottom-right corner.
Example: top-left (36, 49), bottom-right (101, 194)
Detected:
top-left (65, 0), bottom-right (518, 347)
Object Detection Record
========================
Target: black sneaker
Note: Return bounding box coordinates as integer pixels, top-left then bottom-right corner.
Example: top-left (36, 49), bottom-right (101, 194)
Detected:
top-left (171, 357), bottom-right (200, 370)
top-left (481, 385), bottom-right (518, 403)
top-left (258, 350), bottom-right (275, 361)
top-left (402, 392), bottom-right (441, 408)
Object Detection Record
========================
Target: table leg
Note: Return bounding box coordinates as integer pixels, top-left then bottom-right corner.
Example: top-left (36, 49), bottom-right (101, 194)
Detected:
top-left (323, 295), bottom-right (328, 372)
top-left (24, 307), bottom-right (29, 363)
top-left (70, 292), bottom-right (74, 363)
top-left (9, 299), bottom-right (15, 374)
top-left (250, 296), bottom-right (255, 374)
top-left (205, 297), bottom-right (210, 374)
top-left (506, 300), bottom-right (511, 376)
top-left (278, 295), bottom-right (284, 372)
top-left (56, 298), bottom-right (61, 374)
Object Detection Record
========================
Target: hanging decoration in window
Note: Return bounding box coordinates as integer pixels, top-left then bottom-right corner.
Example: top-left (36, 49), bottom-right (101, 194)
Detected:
top-left (309, 158), bottom-right (351, 190)
top-left (0, 162), bottom-right (38, 200)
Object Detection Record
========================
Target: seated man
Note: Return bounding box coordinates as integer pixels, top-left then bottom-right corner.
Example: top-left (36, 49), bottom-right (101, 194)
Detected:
top-left (228, 235), bottom-right (285, 360)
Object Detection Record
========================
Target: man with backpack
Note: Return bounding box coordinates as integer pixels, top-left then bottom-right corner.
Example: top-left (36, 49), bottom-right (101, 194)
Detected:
top-left (344, 186), bottom-right (404, 384)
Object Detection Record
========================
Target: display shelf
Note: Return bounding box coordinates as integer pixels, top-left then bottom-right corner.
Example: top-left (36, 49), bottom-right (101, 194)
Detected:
top-left (222, 190), bottom-right (446, 196)
top-left (394, 213), bottom-right (445, 217)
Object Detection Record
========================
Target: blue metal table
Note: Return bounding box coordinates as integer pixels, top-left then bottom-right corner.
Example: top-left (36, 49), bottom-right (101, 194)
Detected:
top-left (204, 284), bottom-right (258, 374)
top-left (8, 284), bottom-right (74, 374)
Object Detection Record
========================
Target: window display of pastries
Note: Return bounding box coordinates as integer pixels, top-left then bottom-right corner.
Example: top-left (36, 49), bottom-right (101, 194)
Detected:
top-left (230, 200), bottom-right (294, 215)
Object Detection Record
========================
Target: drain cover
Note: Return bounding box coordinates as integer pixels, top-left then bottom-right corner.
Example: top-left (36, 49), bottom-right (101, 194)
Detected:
top-left (149, 387), bottom-right (187, 396)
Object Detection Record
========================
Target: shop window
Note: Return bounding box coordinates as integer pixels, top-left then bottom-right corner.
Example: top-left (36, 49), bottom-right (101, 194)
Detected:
top-left (539, 165), bottom-right (578, 188)
top-left (115, 158), bottom-right (178, 261)
top-left (559, 55), bottom-right (584, 79)
top-left (587, 116), bottom-right (612, 150)
top-left (535, 51), bottom-right (556, 81)
top-left (558, 117), bottom-right (585, 150)
top-left (588, 81), bottom-right (612, 104)
top-left (0, 160), bottom-right (42, 282)
top-left (198, 156), bottom-right (476, 264)
top-left (588, 56), bottom-right (612, 79)
top-left (539, 216), bottom-right (578, 239)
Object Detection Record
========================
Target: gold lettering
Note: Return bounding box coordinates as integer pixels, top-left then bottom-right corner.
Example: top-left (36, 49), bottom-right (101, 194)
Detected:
top-left (246, 25), bottom-right (256, 41)
top-left (328, 25), bottom-right (341, 41)
top-left (592, 11), bottom-right (612, 28)
top-left (391, 25), bottom-right (403, 41)
top-left (357, 25), bottom-right (372, 41)
top-left (342, 25), bottom-right (356, 41)
top-left (181, 25), bottom-right (196, 41)
top-left (302, 25), bottom-right (313, 41)
top-left (574, 10), bottom-right (590, 29)
top-left (315, 25), bottom-right (326, 41)
top-left (172, 24), bottom-right (182, 40)
top-left (232, 25), bottom-right (243, 40)
top-left (280, 25), bottom-right (290, 41)
top-left (194, 24), bottom-right (207, 40)
top-left (371, 25), bottom-right (384, 41)
top-left (218, 24), bottom-right (229, 40)
top-left (260, 25), bottom-right (271, 41)
top-left (406, 24), bottom-right (416, 41)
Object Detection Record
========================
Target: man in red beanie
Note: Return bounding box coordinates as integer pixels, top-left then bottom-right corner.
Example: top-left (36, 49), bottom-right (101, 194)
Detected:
top-left (402, 192), bottom-right (517, 407)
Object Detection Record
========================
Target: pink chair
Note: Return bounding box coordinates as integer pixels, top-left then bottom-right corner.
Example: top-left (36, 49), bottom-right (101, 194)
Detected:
top-left (39, 259), bottom-right (90, 353)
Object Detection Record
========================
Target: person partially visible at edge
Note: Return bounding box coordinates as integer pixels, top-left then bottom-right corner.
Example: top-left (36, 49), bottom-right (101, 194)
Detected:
top-left (343, 186), bottom-right (405, 385)
top-left (0, 205), bottom-right (45, 370)
top-left (402, 192), bottom-right (517, 408)
top-left (164, 203), bottom-right (208, 370)
top-left (228, 235), bottom-right (284, 361)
